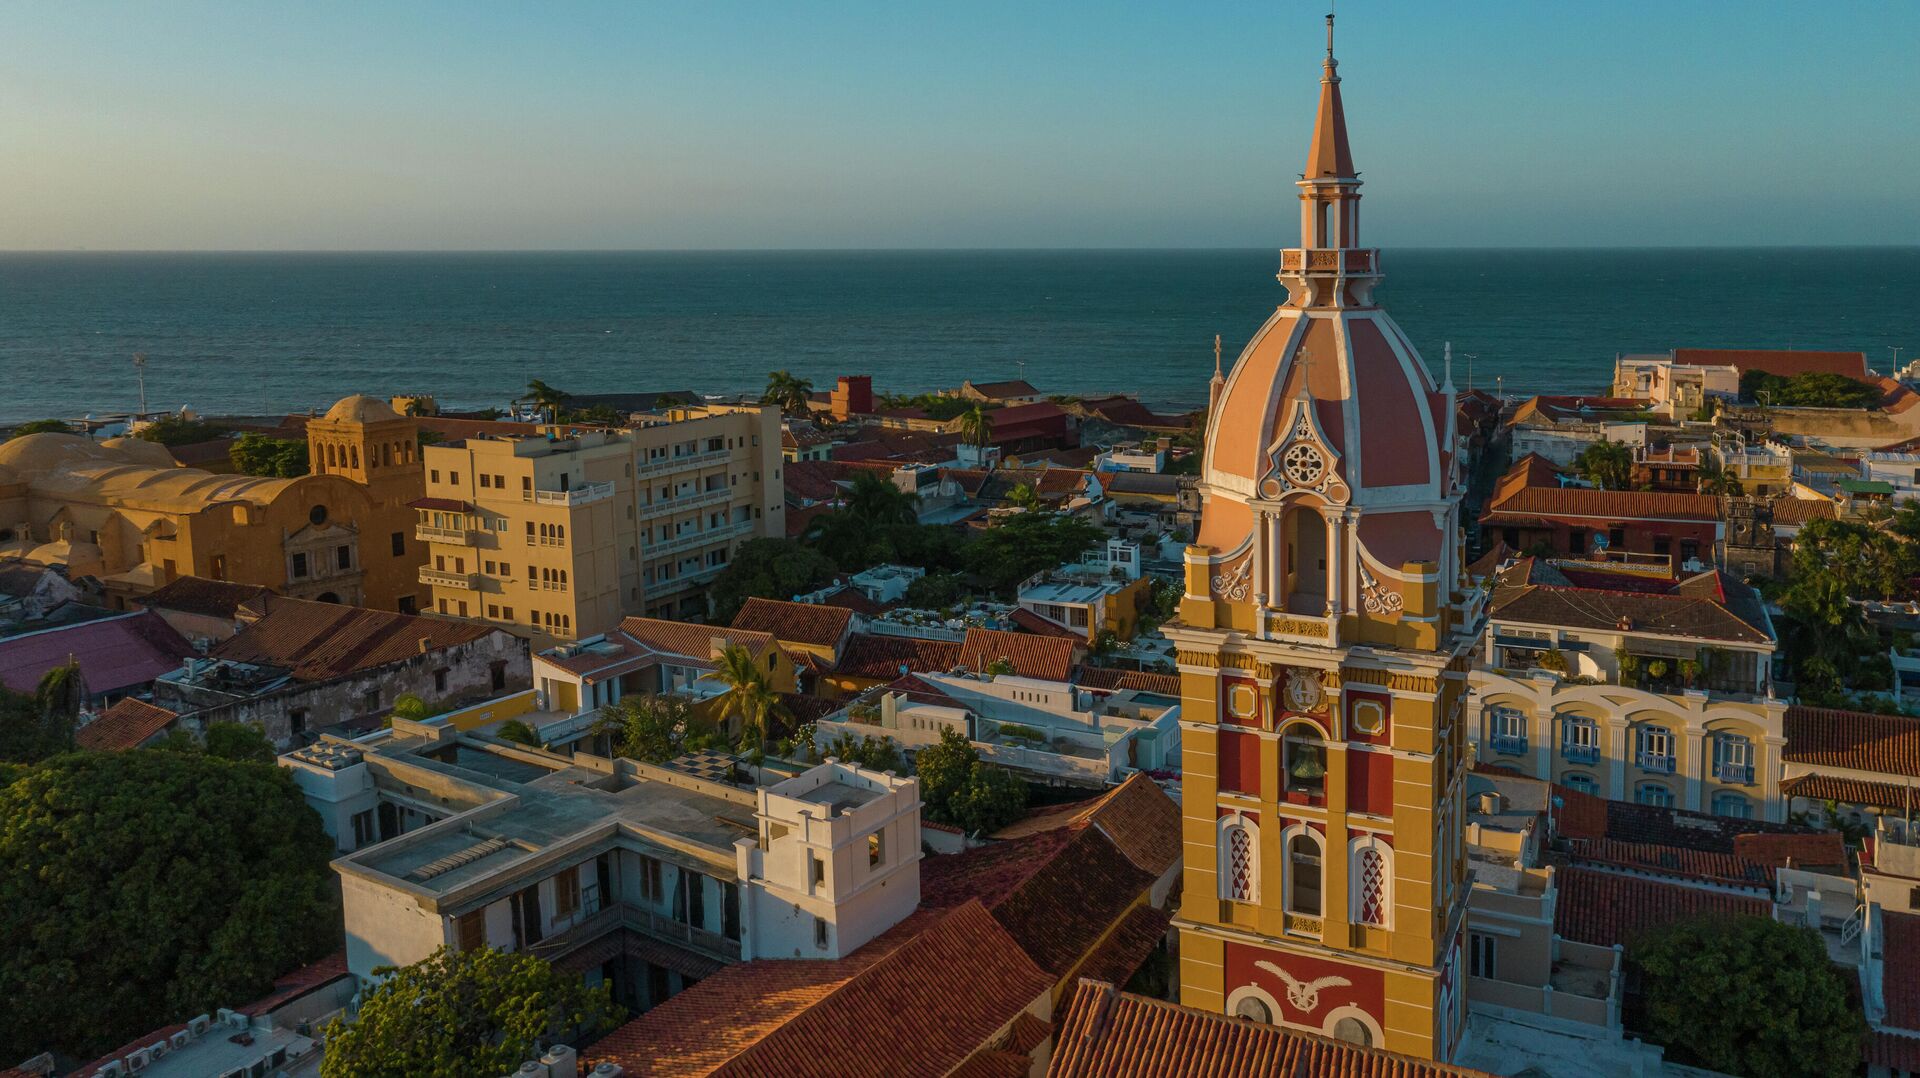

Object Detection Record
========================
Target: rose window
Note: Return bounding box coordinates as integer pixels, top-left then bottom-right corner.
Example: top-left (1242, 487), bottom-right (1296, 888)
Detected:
top-left (1282, 444), bottom-right (1325, 486)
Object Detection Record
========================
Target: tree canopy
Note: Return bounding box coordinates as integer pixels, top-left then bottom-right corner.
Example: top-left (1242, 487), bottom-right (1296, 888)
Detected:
top-left (709, 537), bottom-right (839, 622)
top-left (1742, 370), bottom-right (1882, 409)
top-left (762, 371), bottom-right (816, 418)
top-left (229, 433), bottom-right (311, 478)
top-left (6, 418), bottom-right (69, 439)
top-left (1570, 439), bottom-right (1634, 491)
top-left (594, 693), bottom-right (723, 763)
top-left (0, 750), bottom-right (341, 1059)
top-left (963, 512), bottom-right (1105, 595)
top-left (914, 728), bottom-right (1029, 834)
top-left (957, 403), bottom-right (994, 448)
top-left (133, 414), bottom-right (229, 446)
top-left (1630, 914), bottom-right (1862, 1078)
top-left (320, 946), bottom-right (621, 1078)
top-left (0, 663), bottom-right (82, 765)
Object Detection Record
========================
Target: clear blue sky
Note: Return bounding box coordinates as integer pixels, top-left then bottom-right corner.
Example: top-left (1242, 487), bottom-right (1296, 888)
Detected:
top-left (2, 1), bottom-right (1915, 250)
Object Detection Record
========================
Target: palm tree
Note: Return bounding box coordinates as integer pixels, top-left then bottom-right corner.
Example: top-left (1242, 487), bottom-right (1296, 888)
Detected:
top-left (522, 379), bottom-right (567, 423)
top-left (34, 661), bottom-right (83, 752)
top-left (958, 403), bottom-right (993, 448)
top-left (762, 371), bottom-right (815, 418)
top-left (845, 470), bottom-right (919, 528)
top-left (712, 644), bottom-right (785, 758)
top-left (1696, 458), bottom-right (1744, 497)
top-left (1005, 482), bottom-right (1041, 511)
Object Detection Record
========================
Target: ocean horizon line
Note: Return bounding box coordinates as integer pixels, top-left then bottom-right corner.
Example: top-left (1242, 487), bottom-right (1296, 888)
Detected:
top-left (4, 244), bottom-right (1919, 257)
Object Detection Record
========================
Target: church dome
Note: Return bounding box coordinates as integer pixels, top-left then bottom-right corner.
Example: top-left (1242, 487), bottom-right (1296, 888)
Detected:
top-left (323, 395), bottom-right (399, 423)
top-left (0, 432), bottom-right (117, 474)
top-left (98, 436), bottom-right (180, 466)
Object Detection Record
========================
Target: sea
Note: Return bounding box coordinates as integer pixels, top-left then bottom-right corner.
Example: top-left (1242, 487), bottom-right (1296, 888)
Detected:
top-left (1, 247), bottom-right (1915, 424)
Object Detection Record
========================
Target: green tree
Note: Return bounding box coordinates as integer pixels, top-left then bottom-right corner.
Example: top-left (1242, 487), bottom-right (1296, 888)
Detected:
top-left (957, 402), bottom-right (994, 448)
top-left (1630, 914), bottom-right (1862, 1078)
top-left (521, 379), bottom-right (567, 423)
top-left (762, 370), bottom-right (816, 418)
top-left (709, 538), bottom-right (839, 622)
top-left (229, 433), bottom-right (311, 478)
top-left (1570, 439), bottom-right (1634, 491)
top-left (132, 414), bottom-right (229, 446)
top-left (0, 751), bottom-right (340, 1059)
top-left (963, 512), bottom-right (1105, 595)
top-left (845, 470), bottom-right (919, 528)
top-left (495, 719), bottom-right (541, 747)
top-left (1890, 497), bottom-right (1920, 542)
top-left (388, 693), bottom-right (444, 723)
top-left (592, 693), bottom-right (718, 763)
top-left (203, 721), bottom-right (277, 763)
top-left (320, 946), bottom-right (621, 1078)
top-left (1745, 370), bottom-right (1882, 409)
top-left (6, 419), bottom-right (69, 439)
top-left (0, 663), bottom-right (84, 764)
top-left (712, 644), bottom-right (784, 757)
top-left (1005, 481), bottom-right (1041, 511)
top-left (904, 572), bottom-right (967, 610)
top-left (913, 728), bottom-right (1029, 834)
top-left (818, 731), bottom-right (906, 773)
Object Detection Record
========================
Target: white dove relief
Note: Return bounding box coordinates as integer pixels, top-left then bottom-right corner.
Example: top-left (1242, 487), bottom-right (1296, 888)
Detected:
top-left (1254, 960), bottom-right (1350, 1013)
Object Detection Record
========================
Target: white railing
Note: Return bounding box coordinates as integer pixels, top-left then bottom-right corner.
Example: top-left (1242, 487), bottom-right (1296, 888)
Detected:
top-left (415, 524), bottom-right (475, 544)
top-left (637, 448), bottom-right (731, 478)
top-left (419, 568), bottom-right (478, 590)
top-left (525, 481), bottom-right (614, 508)
top-left (646, 520), bottom-right (753, 559)
top-left (640, 487), bottom-right (733, 520)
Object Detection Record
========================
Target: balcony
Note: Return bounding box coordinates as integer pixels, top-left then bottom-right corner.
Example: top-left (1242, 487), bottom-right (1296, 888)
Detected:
top-left (1637, 751), bottom-right (1677, 774)
top-left (527, 900), bottom-right (739, 965)
top-left (646, 520), bottom-right (754, 560)
top-left (1716, 761), bottom-right (1755, 786)
top-left (1490, 734), bottom-right (1529, 757)
top-left (415, 524), bottom-right (476, 545)
top-left (645, 563), bottom-right (727, 600)
top-left (524, 481), bottom-right (614, 508)
top-left (419, 567), bottom-right (479, 590)
top-left (640, 487), bottom-right (733, 521)
top-left (1279, 247), bottom-right (1377, 276)
top-left (1563, 742), bottom-right (1600, 765)
top-left (637, 447), bottom-right (730, 479)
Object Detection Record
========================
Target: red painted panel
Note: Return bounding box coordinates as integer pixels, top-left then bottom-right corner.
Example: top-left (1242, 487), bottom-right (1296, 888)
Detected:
top-left (1345, 689), bottom-right (1391, 746)
top-left (1218, 729), bottom-right (1264, 796)
top-left (1221, 674), bottom-right (1265, 728)
top-left (1347, 747), bottom-right (1396, 818)
top-left (1224, 940), bottom-right (1385, 1034)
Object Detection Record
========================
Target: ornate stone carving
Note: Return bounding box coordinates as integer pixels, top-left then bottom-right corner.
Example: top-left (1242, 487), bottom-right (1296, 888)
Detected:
top-left (1211, 557), bottom-right (1253, 601)
top-left (1257, 399), bottom-right (1351, 504)
top-left (1285, 668), bottom-right (1327, 713)
top-left (1357, 564), bottom-right (1405, 616)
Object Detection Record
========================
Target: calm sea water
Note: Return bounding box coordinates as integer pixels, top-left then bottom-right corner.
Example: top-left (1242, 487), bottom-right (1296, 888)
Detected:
top-left (0, 248), bottom-right (1914, 424)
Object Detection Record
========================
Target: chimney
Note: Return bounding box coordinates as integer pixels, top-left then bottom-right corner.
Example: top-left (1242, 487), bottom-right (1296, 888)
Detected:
top-left (418, 636), bottom-right (433, 654)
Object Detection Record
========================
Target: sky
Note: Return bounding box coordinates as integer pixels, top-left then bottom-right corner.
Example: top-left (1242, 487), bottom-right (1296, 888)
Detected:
top-left (1, 1), bottom-right (1916, 251)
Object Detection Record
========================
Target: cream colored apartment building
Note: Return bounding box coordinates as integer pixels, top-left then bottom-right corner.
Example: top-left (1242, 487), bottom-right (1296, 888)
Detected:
top-left (414, 403), bottom-right (784, 644)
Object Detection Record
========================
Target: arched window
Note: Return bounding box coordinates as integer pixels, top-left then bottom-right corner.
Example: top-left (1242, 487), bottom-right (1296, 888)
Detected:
top-left (1286, 830), bottom-right (1322, 916)
top-left (1562, 772), bottom-right (1598, 796)
top-left (350, 445), bottom-right (360, 469)
top-left (1350, 836), bottom-right (1392, 928)
top-left (1234, 996), bottom-right (1271, 1024)
top-left (1634, 723), bottom-right (1676, 773)
top-left (1218, 815), bottom-right (1258, 903)
top-left (1635, 782), bottom-right (1674, 808)
top-left (1712, 792), bottom-right (1753, 819)
top-left (1282, 724), bottom-right (1326, 799)
top-left (1332, 1017), bottom-right (1372, 1046)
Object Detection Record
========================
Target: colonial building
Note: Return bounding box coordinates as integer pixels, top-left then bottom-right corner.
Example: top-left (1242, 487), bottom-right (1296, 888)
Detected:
top-left (413, 402), bottom-right (785, 643)
top-left (0, 395), bottom-right (425, 611)
top-left (1163, 18), bottom-right (1485, 1062)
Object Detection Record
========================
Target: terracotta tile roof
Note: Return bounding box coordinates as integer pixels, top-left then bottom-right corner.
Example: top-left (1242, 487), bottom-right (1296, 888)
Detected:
top-left (1553, 866), bottom-right (1770, 948)
top-left (1490, 561), bottom-right (1771, 645)
top-left (1565, 836), bottom-right (1768, 888)
top-left (1783, 705), bottom-right (1920, 779)
top-left (615, 616), bottom-right (775, 666)
top-left (1884, 911), bottom-right (1920, 1031)
top-left (536, 638), bottom-right (656, 681)
top-left (775, 692), bottom-right (843, 727)
top-left (136, 575), bottom-right (273, 619)
top-left (1481, 483), bottom-right (1721, 525)
top-left (1070, 902), bottom-right (1173, 988)
top-left (1869, 1031), bottom-right (1920, 1073)
top-left (237, 951), bottom-right (350, 1017)
top-left (783, 501), bottom-right (836, 539)
top-left (731, 597), bottom-right (854, 649)
top-left (212, 596), bottom-right (502, 681)
top-left (0, 610), bottom-right (196, 697)
top-left (1597, 797), bottom-right (1816, 855)
top-left (1010, 606), bottom-right (1084, 639)
top-left (1072, 665), bottom-right (1180, 696)
top-left (1549, 784), bottom-right (1610, 841)
top-left (75, 697), bottom-right (178, 751)
top-left (959, 627), bottom-right (1076, 682)
top-left (782, 459), bottom-right (846, 504)
top-left (810, 584), bottom-right (891, 617)
top-left (1672, 348), bottom-right (1867, 380)
top-left (1779, 772), bottom-right (1920, 813)
top-left (1730, 831), bottom-right (1849, 873)
top-left (967, 379), bottom-right (1041, 399)
top-left (1049, 980), bottom-right (1490, 1078)
top-left (833, 633), bottom-right (962, 680)
top-left (991, 830), bottom-right (1152, 975)
top-left (1769, 497), bottom-right (1835, 525)
top-left (589, 901), bottom-right (1051, 1078)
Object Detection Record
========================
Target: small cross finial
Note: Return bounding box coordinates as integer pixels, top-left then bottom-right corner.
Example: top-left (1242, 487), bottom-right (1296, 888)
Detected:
top-left (1326, 7), bottom-right (1335, 60)
top-left (1213, 334), bottom-right (1223, 379)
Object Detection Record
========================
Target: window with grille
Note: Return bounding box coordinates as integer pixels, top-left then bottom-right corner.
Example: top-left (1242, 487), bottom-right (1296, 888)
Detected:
top-left (1222, 821), bottom-right (1255, 903)
top-left (1355, 844), bottom-right (1388, 926)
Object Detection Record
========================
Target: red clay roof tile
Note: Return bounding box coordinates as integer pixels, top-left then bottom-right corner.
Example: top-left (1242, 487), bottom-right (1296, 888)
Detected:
top-left (212, 596), bottom-right (501, 681)
top-left (730, 597), bottom-right (854, 649)
top-left (958, 627), bottom-right (1075, 682)
top-left (833, 633), bottom-right (962, 680)
top-left (1672, 348), bottom-right (1867, 380)
top-left (1784, 705), bottom-right (1920, 779)
top-left (1553, 866), bottom-right (1770, 948)
top-left (75, 697), bottom-right (178, 751)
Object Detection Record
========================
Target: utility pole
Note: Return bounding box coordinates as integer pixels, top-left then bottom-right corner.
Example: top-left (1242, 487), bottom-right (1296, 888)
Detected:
top-left (132, 353), bottom-right (148, 417)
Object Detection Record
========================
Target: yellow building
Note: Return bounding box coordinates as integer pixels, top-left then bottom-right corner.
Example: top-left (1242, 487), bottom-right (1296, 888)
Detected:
top-left (414, 402), bottom-right (784, 645)
top-left (0, 395), bottom-right (424, 611)
top-left (1162, 19), bottom-right (1482, 1063)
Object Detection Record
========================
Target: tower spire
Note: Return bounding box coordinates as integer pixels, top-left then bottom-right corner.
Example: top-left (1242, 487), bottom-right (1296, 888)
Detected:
top-left (1306, 10), bottom-right (1355, 181)
top-left (1209, 334), bottom-right (1227, 412)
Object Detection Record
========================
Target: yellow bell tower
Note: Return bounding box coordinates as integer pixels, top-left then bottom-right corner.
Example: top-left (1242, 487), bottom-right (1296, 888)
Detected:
top-left (1165, 13), bottom-right (1486, 1062)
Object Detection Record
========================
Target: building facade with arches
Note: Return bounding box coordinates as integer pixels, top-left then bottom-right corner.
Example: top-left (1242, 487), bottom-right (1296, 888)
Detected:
top-left (1165, 16), bottom-right (1486, 1064)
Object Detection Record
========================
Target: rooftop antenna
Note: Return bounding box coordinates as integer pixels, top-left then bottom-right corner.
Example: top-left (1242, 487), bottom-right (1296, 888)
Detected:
top-left (132, 352), bottom-right (149, 417)
top-left (1894, 345), bottom-right (1907, 372)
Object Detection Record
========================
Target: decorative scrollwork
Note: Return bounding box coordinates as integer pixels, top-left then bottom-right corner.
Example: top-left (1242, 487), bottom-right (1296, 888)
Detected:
top-left (1282, 443), bottom-right (1325, 486)
top-left (1358, 564), bottom-right (1405, 615)
top-left (1211, 558), bottom-right (1253, 602)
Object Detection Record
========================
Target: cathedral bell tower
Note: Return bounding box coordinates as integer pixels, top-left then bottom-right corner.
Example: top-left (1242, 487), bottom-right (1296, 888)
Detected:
top-left (1164, 14), bottom-right (1485, 1062)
